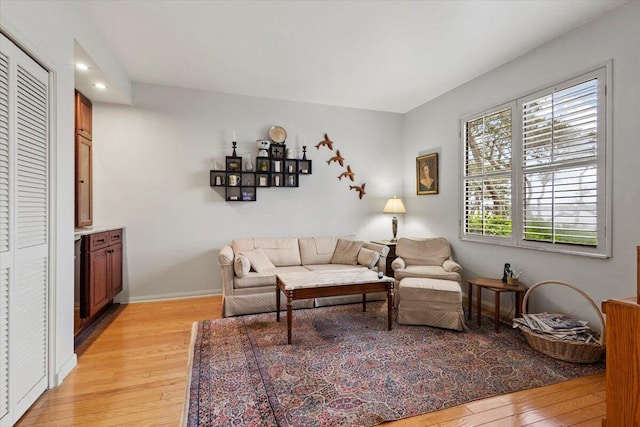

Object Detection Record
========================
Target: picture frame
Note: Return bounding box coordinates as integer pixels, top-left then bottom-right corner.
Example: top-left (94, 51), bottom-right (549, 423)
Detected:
top-left (416, 153), bottom-right (438, 195)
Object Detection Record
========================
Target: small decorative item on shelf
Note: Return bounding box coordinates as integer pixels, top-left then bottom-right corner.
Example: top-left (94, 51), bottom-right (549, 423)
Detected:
top-left (228, 175), bottom-right (240, 186)
top-left (231, 141), bottom-right (237, 157)
top-left (227, 159), bottom-right (241, 171)
top-left (257, 140), bottom-right (270, 157)
top-left (269, 126), bottom-right (287, 143)
top-left (302, 145), bottom-right (307, 160)
top-left (258, 159), bottom-right (269, 172)
top-left (244, 153), bottom-right (253, 171)
top-left (269, 143), bottom-right (285, 159)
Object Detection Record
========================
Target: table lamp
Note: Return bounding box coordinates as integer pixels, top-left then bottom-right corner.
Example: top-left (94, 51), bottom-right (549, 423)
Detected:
top-left (383, 197), bottom-right (406, 242)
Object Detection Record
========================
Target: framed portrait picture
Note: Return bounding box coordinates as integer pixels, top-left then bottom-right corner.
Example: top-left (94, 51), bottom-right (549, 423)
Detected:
top-left (416, 153), bottom-right (438, 195)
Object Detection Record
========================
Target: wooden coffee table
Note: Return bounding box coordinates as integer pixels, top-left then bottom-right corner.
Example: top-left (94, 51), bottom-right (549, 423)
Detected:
top-left (276, 269), bottom-right (394, 344)
top-left (467, 277), bottom-right (526, 333)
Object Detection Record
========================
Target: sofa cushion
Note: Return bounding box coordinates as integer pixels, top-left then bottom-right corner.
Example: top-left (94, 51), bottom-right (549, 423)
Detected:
top-left (299, 236), bottom-right (339, 265)
top-left (396, 237), bottom-right (451, 266)
top-left (358, 248), bottom-right (380, 269)
top-left (330, 239), bottom-right (363, 265)
top-left (303, 264), bottom-right (366, 272)
top-left (394, 265), bottom-right (461, 282)
top-left (234, 272), bottom-right (277, 289)
top-left (234, 255), bottom-right (250, 277)
top-left (239, 248), bottom-right (276, 272)
top-left (233, 237), bottom-right (301, 266)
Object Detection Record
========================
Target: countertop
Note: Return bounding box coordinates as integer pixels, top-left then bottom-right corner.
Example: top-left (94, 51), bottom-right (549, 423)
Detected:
top-left (74, 226), bottom-right (124, 240)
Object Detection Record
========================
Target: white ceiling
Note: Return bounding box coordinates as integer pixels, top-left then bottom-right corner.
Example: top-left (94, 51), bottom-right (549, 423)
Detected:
top-left (75, 0), bottom-right (626, 113)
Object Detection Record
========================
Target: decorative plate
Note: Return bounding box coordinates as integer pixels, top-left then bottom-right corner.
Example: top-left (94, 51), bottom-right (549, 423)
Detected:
top-left (269, 126), bottom-right (287, 143)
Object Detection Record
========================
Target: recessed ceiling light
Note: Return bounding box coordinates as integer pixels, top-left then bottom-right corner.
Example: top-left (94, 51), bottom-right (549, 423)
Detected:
top-left (93, 83), bottom-right (107, 90)
top-left (75, 62), bottom-right (90, 71)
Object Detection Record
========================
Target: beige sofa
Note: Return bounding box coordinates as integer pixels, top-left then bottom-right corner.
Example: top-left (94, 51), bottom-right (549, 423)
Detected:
top-left (218, 236), bottom-right (390, 317)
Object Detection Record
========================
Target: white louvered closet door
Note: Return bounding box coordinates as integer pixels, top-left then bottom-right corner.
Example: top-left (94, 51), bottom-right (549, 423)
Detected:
top-left (0, 33), bottom-right (49, 427)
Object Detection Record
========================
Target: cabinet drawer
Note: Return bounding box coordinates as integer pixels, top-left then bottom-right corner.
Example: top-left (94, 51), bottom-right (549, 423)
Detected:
top-left (87, 232), bottom-right (109, 251)
top-left (108, 229), bottom-right (123, 245)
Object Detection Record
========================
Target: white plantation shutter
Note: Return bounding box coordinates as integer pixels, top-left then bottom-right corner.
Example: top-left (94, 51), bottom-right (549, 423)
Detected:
top-left (521, 74), bottom-right (601, 247)
top-left (461, 66), bottom-right (608, 257)
top-left (463, 106), bottom-right (513, 238)
top-left (0, 33), bottom-right (49, 425)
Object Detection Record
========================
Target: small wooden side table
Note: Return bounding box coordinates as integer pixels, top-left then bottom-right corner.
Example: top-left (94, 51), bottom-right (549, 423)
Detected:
top-left (371, 240), bottom-right (397, 278)
top-left (467, 277), bottom-right (526, 333)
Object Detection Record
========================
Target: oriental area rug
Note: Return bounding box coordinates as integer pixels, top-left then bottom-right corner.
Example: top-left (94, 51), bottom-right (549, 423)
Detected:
top-left (182, 302), bottom-right (604, 427)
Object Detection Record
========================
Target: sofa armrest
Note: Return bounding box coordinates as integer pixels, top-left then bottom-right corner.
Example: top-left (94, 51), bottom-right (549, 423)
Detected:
top-left (443, 258), bottom-right (462, 273)
top-left (391, 257), bottom-right (406, 271)
top-left (218, 245), bottom-right (235, 297)
top-left (218, 245), bottom-right (234, 266)
top-left (362, 241), bottom-right (390, 272)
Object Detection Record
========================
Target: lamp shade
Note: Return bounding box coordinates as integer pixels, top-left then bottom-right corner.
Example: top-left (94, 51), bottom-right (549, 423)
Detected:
top-left (383, 197), bottom-right (406, 214)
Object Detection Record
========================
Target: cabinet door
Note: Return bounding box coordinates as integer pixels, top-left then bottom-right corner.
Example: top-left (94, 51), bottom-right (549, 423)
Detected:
top-left (75, 91), bottom-right (92, 139)
top-left (75, 135), bottom-right (92, 227)
top-left (88, 248), bottom-right (110, 317)
top-left (109, 243), bottom-right (123, 297)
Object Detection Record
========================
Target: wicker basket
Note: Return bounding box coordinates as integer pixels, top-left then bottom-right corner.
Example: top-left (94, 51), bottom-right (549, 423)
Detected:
top-left (517, 280), bottom-right (605, 364)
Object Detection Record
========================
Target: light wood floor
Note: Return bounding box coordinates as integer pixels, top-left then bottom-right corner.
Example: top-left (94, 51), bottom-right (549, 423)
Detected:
top-left (16, 296), bottom-right (606, 426)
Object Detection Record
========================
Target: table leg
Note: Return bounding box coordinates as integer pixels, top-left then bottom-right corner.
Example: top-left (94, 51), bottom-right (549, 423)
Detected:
top-left (494, 291), bottom-right (500, 333)
top-left (468, 283), bottom-right (473, 320)
top-left (387, 285), bottom-right (393, 331)
top-left (362, 293), bottom-right (367, 312)
top-left (516, 290), bottom-right (523, 319)
top-left (477, 285), bottom-right (482, 327)
top-left (276, 283), bottom-right (281, 322)
top-left (286, 291), bottom-right (293, 345)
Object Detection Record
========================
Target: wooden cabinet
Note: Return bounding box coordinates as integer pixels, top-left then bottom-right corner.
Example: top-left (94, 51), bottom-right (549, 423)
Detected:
top-left (75, 134), bottom-right (92, 227)
top-left (601, 297), bottom-right (640, 426)
top-left (210, 143), bottom-right (312, 202)
top-left (80, 229), bottom-right (124, 318)
top-left (75, 90), bottom-right (93, 227)
top-left (371, 240), bottom-right (397, 277)
top-left (75, 90), bottom-right (92, 139)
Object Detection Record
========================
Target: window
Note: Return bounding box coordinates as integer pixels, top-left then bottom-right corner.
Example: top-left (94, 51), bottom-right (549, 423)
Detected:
top-left (462, 67), bottom-right (610, 257)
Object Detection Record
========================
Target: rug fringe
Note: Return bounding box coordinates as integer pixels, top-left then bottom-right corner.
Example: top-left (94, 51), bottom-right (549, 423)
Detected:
top-left (180, 321), bottom-right (200, 427)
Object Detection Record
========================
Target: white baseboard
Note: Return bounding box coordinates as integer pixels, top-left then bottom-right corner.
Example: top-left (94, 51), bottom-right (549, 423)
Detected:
top-left (121, 290), bottom-right (222, 304)
top-left (53, 353), bottom-right (77, 387)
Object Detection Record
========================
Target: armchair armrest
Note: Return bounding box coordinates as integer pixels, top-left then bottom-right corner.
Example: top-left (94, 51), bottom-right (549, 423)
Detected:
top-left (443, 258), bottom-right (462, 273)
top-left (391, 257), bottom-right (405, 271)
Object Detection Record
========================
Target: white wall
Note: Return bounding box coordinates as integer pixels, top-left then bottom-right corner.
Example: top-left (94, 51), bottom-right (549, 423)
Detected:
top-left (402, 1), bottom-right (640, 328)
top-left (1, 1), bottom-right (130, 385)
top-left (93, 83), bottom-right (403, 301)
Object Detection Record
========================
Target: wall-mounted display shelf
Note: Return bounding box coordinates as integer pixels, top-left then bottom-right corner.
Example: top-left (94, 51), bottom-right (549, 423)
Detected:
top-left (210, 143), bottom-right (312, 202)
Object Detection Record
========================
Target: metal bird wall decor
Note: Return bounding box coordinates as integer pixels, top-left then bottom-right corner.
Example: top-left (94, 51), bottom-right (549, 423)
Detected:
top-left (326, 150), bottom-right (344, 167)
top-left (338, 165), bottom-right (355, 181)
top-left (350, 183), bottom-right (366, 199)
top-left (318, 132), bottom-right (367, 199)
top-left (315, 133), bottom-right (334, 151)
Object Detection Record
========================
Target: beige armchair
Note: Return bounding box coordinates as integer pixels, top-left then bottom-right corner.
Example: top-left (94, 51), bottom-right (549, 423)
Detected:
top-left (391, 237), bottom-right (462, 283)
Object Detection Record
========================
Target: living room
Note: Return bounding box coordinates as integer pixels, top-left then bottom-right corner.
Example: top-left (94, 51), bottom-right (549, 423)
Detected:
top-left (2, 0), bottom-right (639, 425)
